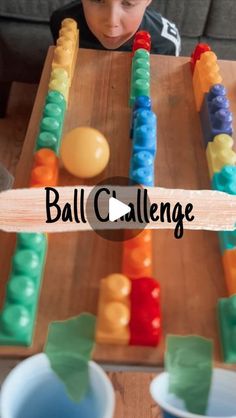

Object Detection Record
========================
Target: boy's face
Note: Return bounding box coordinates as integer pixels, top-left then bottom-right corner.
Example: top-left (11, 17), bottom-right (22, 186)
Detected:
top-left (82, 0), bottom-right (152, 49)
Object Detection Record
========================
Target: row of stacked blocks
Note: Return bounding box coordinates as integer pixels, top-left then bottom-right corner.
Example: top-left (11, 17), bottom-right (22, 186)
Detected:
top-left (96, 32), bottom-right (161, 347)
top-left (0, 18), bottom-right (79, 346)
top-left (191, 44), bottom-right (236, 363)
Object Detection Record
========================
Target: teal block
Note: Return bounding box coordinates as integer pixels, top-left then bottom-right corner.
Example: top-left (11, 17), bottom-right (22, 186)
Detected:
top-left (46, 90), bottom-right (66, 111)
top-left (212, 165), bottom-right (236, 194)
top-left (218, 230), bottom-right (236, 253)
top-left (35, 90), bottom-right (66, 154)
top-left (36, 131), bottom-right (58, 153)
top-left (218, 295), bottom-right (236, 363)
top-left (0, 233), bottom-right (47, 346)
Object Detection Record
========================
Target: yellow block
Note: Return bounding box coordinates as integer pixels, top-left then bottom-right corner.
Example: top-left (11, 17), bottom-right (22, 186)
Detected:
top-left (48, 68), bottom-right (69, 103)
top-left (96, 274), bottom-right (131, 345)
top-left (206, 134), bottom-right (236, 178)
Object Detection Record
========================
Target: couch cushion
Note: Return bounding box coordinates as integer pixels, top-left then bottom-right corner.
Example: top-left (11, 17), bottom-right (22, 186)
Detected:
top-left (205, 0), bottom-right (236, 40)
top-left (150, 0), bottom-right (211, 37)
top-left (0, 0), bottom-right (70, 23)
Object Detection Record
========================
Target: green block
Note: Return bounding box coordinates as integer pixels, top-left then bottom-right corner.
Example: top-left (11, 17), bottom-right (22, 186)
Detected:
top-left (132, 58), bottom-right (150, 77)
top-left (0, 233), bottom-right (47, 346)
top-left (129, 78), bottom-right (150, 107)
top-left (218, 295), bottom-right (236, 363)
top-left (133, 48), bottom-right (150, 60)
top-left (129, 51), bottom-right (150, 107)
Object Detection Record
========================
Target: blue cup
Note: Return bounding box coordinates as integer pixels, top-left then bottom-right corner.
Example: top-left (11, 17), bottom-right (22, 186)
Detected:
top-left (150, 369), bottom-right (236, 418)
top-left (0, 353), bottom-right (115, 418)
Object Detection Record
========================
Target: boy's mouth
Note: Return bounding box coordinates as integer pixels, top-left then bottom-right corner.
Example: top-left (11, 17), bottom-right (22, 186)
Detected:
top-left (103, 34), bottom-right (121, 39)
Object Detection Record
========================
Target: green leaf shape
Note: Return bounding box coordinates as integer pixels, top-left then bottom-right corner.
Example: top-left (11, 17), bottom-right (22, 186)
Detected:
top-left (44, 313), bottom-right (96, 403)
top-left (165, 335), bottom-right (213, 415)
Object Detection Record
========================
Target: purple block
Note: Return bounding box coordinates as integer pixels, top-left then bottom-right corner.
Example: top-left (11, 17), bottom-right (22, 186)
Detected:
top-left (200, 85), bottom-right (233, 147)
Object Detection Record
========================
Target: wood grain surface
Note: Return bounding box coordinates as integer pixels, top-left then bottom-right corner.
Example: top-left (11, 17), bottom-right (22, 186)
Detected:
top-left (0, 47), bottom-right (236, 366)
top-left (109, 371), bottom-right (161, 418)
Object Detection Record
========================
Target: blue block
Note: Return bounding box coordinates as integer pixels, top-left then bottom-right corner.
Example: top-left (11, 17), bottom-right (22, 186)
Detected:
top-left (218, 230), bottom-right (236, 253)
top-left (130, 150), bottom-right (154, 186)
top-left (130, 165), bottom-right (154, 186)
top-left (130, 96), bottom-right (152, 139)
top-left (200, 87), bottom-right (233, 147)
top-left (212, 165), bottom-right (236, 194)
top-left (130, 149), bottom-right (154, 174)
top-left (133, 124), bottom-right (157, 157)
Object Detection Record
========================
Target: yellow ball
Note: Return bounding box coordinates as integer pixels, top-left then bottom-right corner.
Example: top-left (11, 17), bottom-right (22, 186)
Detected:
top-left (60, 127), bottom-right (110, 178)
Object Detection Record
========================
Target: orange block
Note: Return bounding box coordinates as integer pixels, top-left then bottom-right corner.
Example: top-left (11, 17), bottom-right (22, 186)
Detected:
top-left (222, 249), bottom-right (236, 296)
top-left (96, 274), bottom-right (131, 345)
top-left (192, 51), bottom-right (222, 111)
top-left (122, 229), bottom-right (152, 279)
top-left (30, 148), bottom-right (59, 187)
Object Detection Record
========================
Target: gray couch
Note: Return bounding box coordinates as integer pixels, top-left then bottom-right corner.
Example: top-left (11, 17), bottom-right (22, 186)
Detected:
top-left (1, 0), bottom-right (236, 117)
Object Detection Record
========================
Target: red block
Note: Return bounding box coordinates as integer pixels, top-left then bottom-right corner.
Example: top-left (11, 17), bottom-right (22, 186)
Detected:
top-left (190, 43), bottom-right (211, 73)
top-left (129, 277), bottom-right (161, 346)
top-left (132, 31), bottom-right (151, 54)
top-left (135, 31), bottom-right (151, 43)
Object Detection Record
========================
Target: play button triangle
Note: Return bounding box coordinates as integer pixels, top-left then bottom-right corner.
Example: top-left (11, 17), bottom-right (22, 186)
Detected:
top-left (108, 197), bottom-right (131, 222)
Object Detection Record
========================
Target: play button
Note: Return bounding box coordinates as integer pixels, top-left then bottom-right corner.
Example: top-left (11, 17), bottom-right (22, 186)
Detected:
top-left (86, 176), bottom-right (151, 242)
top-left (109, 197), bottom-right (131, 222)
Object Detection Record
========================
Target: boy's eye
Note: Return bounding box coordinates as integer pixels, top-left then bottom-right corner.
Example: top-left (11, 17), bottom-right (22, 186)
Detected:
top-left (122, 0), bottom-right (136, 6)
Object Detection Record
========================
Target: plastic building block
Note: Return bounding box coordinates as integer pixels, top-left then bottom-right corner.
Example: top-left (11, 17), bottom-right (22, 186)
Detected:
top-left (132, 31), bottom-right (151, 54)
top-left (206, 134), bottom-right (236, 178)
top-left (207, 83), bottom-right (226, 101)
top-left (52, 20), bottom-right (79, 85)
top-left (212, 165), bottom-right (236, 194)
top-left (45, 90), bottom-right (66, 110)
top-left (129, 277), bottom-right (161, 346)
top-left (130, 95), bottom-right (152, 139)
top-left (129, 49), bottom-right (150, 107)
top-left (190, 43), bottom-right (211, 73)
top-left (130, 79), bottom-right (150, 108)
top-left (192, 51), bottom-right (222, 111)
top-left (218, 230), bottom-right (236, 253)
top-left (200, 89), bottom-right (233, 147)
top-left (222, 249), bottom-right (236, 296)
top-left (129, 150), bottom-right (155, 186)
top-left (132, 124), bottom-right (157, 157)
top-left (35, 91), bottom-right (66, 154)
top-left (30, 148), bottom-right (59, 187)
top-left (218, 294), bottom-right (236, 363)
top-left (122, 229), bottom-right (152, 279)
top-left (134, 31), bottom-right (151, 44)
top-left (59, 18), bottom-right (79, 76)
top-left (0, 233), bottom-right (47, 346)
top-left (48, 68), bottom-right (69, 102)
top-left (133, 109), bottom-right (157, 132)
top-left (96, 274), bottom-right (131, 345)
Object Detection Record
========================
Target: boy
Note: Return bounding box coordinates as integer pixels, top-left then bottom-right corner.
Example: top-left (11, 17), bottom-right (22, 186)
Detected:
top-left (50, 0), bottom-right (181, 56)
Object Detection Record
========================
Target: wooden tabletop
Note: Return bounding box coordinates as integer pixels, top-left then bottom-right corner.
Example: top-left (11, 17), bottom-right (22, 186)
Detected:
top-left (0, 47), bottom-right (236, 366)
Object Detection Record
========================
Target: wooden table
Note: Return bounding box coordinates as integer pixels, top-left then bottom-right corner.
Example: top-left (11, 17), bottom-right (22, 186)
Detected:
top-left (0, 47), bottom-right (236, 366)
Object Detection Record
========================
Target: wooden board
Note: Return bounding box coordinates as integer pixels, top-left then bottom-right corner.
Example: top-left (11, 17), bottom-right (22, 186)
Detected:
top-left (0, 47), bottom-right (236, 366)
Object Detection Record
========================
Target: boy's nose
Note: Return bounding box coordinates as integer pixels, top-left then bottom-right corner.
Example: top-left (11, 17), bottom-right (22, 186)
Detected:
top-left (104, 6), bottom-right (120, 29)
